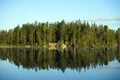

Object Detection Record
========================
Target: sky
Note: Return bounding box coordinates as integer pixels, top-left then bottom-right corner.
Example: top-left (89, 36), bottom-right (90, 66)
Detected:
top-left (0, 0), bottom-right (120, 30)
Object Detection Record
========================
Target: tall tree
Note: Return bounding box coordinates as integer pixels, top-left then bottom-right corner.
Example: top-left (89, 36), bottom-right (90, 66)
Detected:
top-left (13, 25), bottom-right (20, 45)
top-left (116, 28), bottom-right (120, 46)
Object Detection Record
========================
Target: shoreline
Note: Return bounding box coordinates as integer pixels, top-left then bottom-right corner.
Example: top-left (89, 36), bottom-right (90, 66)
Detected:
top-left (0, 45), bottom-right (117, 48)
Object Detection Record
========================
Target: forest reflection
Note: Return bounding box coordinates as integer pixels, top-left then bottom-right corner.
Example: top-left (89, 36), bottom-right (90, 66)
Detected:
top-left (0, 47), bottom-right (120, 72)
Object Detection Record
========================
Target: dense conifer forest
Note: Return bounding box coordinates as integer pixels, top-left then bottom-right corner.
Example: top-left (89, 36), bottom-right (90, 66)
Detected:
top-left (0, 20), bottom-right (120, 47)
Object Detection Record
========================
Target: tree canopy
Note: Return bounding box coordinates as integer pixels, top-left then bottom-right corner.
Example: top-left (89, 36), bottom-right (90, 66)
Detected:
top-left (0, 19), bottom-right (119, 47)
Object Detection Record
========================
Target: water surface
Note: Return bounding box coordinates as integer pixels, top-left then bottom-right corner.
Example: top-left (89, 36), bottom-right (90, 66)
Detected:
top-left (0, 48), bottom-right (120, 80)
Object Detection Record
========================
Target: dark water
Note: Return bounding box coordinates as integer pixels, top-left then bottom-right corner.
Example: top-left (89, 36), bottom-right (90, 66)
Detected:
top-left (0, 48), bottom-right (120, 80)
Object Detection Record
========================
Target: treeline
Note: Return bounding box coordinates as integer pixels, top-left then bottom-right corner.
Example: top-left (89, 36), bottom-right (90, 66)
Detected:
top-left (0, 20), bottom-right (120, 47)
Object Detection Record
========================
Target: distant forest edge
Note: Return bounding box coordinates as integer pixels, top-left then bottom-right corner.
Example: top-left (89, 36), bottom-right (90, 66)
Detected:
top-left (0, 20), bottom-right (120, 48)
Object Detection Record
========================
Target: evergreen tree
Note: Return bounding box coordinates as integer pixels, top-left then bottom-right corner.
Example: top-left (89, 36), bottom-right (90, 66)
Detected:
top-left (0, 19), bottom-right (119, 47)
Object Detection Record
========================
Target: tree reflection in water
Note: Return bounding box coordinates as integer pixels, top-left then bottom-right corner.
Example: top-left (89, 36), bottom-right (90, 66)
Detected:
top-left (0, 47), bottom-right (120, 73)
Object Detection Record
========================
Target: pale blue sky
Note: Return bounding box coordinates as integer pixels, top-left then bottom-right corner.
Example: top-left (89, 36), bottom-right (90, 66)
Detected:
top-left (0, 0), bottom-right (120, 30)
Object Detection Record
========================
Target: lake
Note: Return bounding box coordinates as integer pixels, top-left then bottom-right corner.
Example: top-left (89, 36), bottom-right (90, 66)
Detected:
top-left (0, 48), bottom-right (120, 80)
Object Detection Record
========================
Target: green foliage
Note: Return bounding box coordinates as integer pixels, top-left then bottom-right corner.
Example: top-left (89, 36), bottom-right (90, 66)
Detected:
top-left (0, 20), bottom-right (119, 47)
top-left (116, 28), bottom-right (120, 45)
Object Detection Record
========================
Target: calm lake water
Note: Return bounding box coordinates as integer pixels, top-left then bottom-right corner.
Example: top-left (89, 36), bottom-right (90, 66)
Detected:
top-left (0, 48), bottom-right (120, 80)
